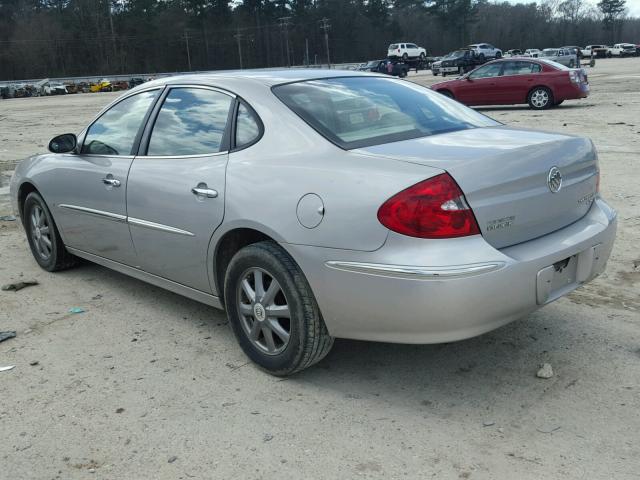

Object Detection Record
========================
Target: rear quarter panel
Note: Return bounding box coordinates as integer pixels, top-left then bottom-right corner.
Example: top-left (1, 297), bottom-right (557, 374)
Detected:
top-left (219, 86), bottom-right (444, 252)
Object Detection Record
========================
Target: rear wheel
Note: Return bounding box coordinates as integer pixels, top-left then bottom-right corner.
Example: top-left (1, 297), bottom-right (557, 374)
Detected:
top-left (528, 87), bottom-right (553, 110)
top-left (419, 53), bottom-right (426, 61)
top-left (224, 241), bottom-right (334, 376)
top-left (23, 192), bottom-right (78, 271)
top-left (495, 51), bottom-right (502, 59)
top-left (402, 53), bottom-right (408, 61)
top-left (439, 90), bottom-right (454, 99)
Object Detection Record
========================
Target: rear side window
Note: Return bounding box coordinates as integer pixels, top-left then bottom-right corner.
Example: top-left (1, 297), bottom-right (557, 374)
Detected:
top-left (503, 61), bottom-right (541, 75)
top-left (273, 77), bottom-right (498, 150)
top-left (147, 88), bottom-right (233, 156)
top-left (235, 103), bottom-right (261, 148)
top-left (82, 90), bottom-right (158, 155)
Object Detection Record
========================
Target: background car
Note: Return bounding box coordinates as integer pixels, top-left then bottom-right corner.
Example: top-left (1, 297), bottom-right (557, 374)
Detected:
top-left (540, 48), bottom-right (578, 67)
top-left (431, 58), bottom-right (589, 109)
top-left (387, 42), bottom-right (427, 60)
top-left (524, 48), bottom-right (541, 57)
top-left (610, 43), bottom-right (636, 56)
top-left (582, 45), bottom-right (609, 58)
top-left (468, 43), bottom-right (502, 59)
top-left (357, 60), bottom-right (384, 71)
top-left (505, 49), bottom-right (523, 57)
top-left (561, 46), bottom-right (583, 59)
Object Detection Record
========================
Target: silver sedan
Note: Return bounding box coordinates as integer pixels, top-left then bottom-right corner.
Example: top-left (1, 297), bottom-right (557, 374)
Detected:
top-left (10, 70), bottom-right (617, 375)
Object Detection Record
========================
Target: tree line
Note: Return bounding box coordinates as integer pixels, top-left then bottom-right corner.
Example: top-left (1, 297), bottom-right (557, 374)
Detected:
top-left (0, 0), bottom-right (637, 81)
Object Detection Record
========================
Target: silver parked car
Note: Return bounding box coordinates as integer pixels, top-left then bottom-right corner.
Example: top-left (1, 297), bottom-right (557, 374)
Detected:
top-left (540, 48), bottom-right (579, 67)
top-left (10, 70), bottom-right (616, 375)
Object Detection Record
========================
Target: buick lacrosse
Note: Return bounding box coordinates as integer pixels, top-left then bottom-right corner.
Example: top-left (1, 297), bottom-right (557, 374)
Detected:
top-left (10, 70), bottom-right (616, 375)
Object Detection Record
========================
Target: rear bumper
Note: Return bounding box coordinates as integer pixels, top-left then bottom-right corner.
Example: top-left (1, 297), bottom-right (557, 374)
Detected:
top-left (284, 198), bottom-right (616, 344)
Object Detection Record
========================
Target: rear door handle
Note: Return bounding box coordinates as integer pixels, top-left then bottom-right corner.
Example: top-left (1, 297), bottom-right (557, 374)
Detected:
top-left (102, 177), bottom-right (121, 187)
top-left (191, 185), bottom-right (218, 198)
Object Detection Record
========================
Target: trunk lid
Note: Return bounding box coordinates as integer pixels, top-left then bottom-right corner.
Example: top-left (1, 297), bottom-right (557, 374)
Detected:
top-left (357, 126), bottom-right (599, 249)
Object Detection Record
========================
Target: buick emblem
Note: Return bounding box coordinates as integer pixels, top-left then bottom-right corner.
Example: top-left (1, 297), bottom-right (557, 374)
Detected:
top-left (547, 167), bottom-right (563, 193)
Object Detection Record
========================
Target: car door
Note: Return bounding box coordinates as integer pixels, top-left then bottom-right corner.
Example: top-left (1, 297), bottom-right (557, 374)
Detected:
top-left (125, 85), bottom-right (236, 292)
top-left (492, 60), bottom-right (541, 104)
top-left (52, 89), bottom-right (160, 265)
top-left (456, 62), bottom-right (504, 105)
top-left (407, 43), bottom-right (418, 57)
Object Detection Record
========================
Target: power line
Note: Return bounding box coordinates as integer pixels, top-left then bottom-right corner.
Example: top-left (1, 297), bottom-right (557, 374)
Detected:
top-left (183, 29), bottom-right (192, 71)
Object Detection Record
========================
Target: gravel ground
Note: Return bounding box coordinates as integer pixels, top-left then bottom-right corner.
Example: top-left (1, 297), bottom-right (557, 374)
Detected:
top-left (1, 58), bottom-right (639, 479)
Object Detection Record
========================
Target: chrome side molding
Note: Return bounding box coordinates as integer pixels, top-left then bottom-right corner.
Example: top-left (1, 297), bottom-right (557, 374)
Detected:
top-left (58, 204), bottom-right (194, 236)
top-left (58, 204), bottom-right (127, 222)
top-left (325, 261), bottom-right (505, 280)
top-left (128, 217), bottom-right (195, 237)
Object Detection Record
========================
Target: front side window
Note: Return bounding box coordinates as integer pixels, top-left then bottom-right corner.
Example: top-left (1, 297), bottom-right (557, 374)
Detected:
top-left (469, 63), bottom-right (503, 79)
top-left (235, 103), bottom-right (261, 148)
top-left (273, 77), bottom-right (498, 149)
top-left (82, 90), bottom-right (159, 155)
top-left (147, 88), bottom-right (233, 156)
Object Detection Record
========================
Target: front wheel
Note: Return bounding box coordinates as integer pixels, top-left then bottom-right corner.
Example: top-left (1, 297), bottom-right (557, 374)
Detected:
top-left (224, 241), bottom-right (334, 376)
top-left (528, 87), bottom-right (553, 110)
top-left (23, 192), bottom-right (78, 271)
top-left (495, 51), bottom-right (502, 58)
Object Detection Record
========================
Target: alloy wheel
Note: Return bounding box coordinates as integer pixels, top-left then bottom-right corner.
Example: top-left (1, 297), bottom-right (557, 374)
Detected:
top-left (30, 205), bottom-right (52, 260)
top-left (236, 268), bottom-right (291, 355)
top-left (531, 89), bottom-right (549, 108)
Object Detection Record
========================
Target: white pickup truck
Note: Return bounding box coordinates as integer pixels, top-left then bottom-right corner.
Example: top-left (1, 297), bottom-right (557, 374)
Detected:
top-left (609, 43), bottom-right (637, 57)
top-left (387, 43), bottom-right (427, 60)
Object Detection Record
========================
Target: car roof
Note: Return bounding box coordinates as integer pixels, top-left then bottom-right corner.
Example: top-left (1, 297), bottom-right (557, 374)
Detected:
top-left (140, 69), bottom-right (379, 89)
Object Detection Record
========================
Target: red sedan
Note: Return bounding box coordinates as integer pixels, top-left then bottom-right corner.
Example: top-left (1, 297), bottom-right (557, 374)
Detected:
top-left (430, 58), bottom-right (589, 109)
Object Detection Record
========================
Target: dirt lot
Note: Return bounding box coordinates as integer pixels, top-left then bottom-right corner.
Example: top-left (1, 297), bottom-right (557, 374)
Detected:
top-left (1, 58), bottom-right (639, 479)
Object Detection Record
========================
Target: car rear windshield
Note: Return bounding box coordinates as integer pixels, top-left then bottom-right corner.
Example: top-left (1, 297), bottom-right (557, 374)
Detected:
top-left (272, 77), bottom-right (499, 149)
top-left (389, 44), bottom-right (399, 49)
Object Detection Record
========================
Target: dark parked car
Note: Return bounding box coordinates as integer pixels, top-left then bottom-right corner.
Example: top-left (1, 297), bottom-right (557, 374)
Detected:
top-left (431, 58), bottom-right (589, 109)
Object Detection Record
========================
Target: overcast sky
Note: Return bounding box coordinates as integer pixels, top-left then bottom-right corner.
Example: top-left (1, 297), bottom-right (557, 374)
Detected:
top-left (504, 0), bottom-right (640, 17)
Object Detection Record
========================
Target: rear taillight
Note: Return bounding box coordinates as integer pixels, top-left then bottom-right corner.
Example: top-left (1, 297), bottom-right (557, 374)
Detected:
top-left (569, 70), bottom-right (579, 83)
top-left (377, 173), bottom-right (480, 239)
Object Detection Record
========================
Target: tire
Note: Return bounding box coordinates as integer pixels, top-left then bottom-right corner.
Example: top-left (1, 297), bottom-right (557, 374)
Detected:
top-left (439, 90), bottom-right (454, 99)
top-left (433, 72), bottom-right (439, 76)
top-left (223, 241), bottom-right (334, 376)
top-left (478, 53), bottom-right (485, 61)
top-left (399, 69), bottom-right (408, 78)
top-left (495, 51), bottom-right (502, 59)
top-left (528, 86), bottom-right (553, 110)
top-left (23, 192), bottom-right (78, 272)
top-left (402, 53), bottom-right (408, 61)
top-left (419, 53), bottom-right (426, 60)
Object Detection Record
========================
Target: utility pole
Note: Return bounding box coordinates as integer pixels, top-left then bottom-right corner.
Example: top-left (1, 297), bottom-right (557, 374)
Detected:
top-left (278, 16), bottom-right (292, 67)
top-left (107, 0), bottom-right (117, 71)
top-left (183, 29), bottom-right (192, 71)
top-left (319, 17), bottom-right (331, 69)
top-left (234, 27), bottom-right (244, 69)
top-left (305, 38), bottom-right (310, 66)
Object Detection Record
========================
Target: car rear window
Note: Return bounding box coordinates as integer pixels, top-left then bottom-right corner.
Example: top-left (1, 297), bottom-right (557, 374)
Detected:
top-left (389, 44), bottom-right (399, 49)
top-left (272, 77), bottom-right (499, 150)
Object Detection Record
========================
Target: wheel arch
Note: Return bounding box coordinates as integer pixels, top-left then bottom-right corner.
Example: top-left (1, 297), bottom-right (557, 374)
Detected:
top-left (211, 225), bottom-right (294, 306)
top-left (17, 181), bottom-right (40, 225)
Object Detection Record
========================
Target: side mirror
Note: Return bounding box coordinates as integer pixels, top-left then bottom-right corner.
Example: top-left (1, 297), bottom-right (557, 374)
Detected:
top-left (48, 133), bottom-right (77, 154)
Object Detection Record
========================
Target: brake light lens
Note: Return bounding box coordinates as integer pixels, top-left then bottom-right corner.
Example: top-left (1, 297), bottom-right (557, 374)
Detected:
top-left (377, 173), bottom-right (481, 239)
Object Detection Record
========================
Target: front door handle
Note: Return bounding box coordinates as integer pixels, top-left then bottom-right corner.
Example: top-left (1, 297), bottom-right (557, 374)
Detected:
top-left (102, 177), bottom-right (121, 187)
top-left (191, 185), bottom-right (218, 198)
